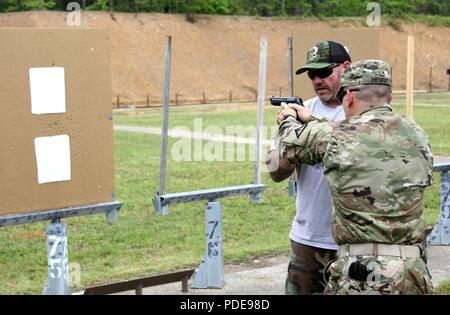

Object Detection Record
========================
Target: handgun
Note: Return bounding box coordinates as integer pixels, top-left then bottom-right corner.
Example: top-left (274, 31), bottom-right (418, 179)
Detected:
top-left (269, 96), bottom-right (304, 106)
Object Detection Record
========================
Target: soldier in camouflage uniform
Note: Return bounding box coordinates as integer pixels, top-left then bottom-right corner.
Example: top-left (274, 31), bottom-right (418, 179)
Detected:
top-left (274, 60), bottom-right (434, 294)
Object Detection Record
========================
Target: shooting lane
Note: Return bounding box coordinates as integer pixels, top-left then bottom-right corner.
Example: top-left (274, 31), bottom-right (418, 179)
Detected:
top-left (152, 37), bottom-right (268, 290)
top-left (0, 29), bottom-right (123, 294)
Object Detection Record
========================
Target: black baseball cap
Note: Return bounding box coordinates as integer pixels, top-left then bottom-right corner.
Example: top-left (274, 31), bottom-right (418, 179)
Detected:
top-left (296, 40), bottom-right (352, 75)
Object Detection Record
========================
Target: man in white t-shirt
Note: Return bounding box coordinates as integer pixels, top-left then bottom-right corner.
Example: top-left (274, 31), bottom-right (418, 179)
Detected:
top-left (267, 40), bottom-right (351, 295)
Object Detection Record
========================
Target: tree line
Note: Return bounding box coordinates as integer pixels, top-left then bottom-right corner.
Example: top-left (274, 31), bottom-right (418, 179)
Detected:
top-left (0, 0), bottom-right (449, 17)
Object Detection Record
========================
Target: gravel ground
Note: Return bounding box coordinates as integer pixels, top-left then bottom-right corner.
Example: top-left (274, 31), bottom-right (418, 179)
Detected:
top-left (113, 245), bottom-right (450, 295)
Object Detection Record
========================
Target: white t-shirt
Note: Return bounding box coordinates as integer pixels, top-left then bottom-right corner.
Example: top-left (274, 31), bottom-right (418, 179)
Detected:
top-left (289, 96), bottom-right (345, 250)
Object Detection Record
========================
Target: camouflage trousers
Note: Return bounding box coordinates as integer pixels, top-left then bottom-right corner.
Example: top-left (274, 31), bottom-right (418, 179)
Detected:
top-left (324, 254), bottom-right (433, 295)
top-left (285, 241), bottom-right (337, 295)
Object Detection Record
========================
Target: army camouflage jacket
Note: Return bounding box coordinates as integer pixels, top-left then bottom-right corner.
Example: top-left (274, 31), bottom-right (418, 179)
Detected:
top-left (276, 105), bottom-right (433, 245)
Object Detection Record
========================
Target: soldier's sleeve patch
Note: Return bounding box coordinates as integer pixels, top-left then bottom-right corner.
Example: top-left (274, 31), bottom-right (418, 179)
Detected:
top-left (295, 124), bottom-right (308, 138)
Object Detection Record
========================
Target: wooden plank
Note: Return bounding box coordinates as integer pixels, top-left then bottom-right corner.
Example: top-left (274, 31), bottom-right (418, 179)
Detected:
top-left (84, 269), bottom-right (195, 295)
top-left (406, 35), bottom-right (414, 117)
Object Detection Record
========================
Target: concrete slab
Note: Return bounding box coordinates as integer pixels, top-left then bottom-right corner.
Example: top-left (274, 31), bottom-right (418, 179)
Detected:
top-left (116, 254), bottom-right (288, 295)
top-left (427, 246), bottom-right (450, 287)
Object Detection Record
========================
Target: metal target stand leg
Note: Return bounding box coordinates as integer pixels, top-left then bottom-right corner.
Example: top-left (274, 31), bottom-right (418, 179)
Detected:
top-left (428, 168), bottom-right (450, 245)
top-left (42, 207), bottom-right (121, 295)
top-left (43, 219), bottom-right (70, 295)
top-left (250, 191), bottom-right (263, 203)
top-left (0, 201), bottom-right (123, 295)
top-left (191, 201), bottom-right (224, 289)
top-left (153, 184), bottom-right (267, 290)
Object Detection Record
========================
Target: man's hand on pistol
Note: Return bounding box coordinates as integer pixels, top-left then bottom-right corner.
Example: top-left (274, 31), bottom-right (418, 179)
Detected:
top-left (277, 103), bottom-right (311, 125)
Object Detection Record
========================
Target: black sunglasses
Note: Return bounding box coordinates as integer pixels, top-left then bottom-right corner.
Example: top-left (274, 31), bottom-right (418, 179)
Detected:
top-left (337, 88), bottom-right (360, 103)
top-left (307, 64), bottom-right (339, 80)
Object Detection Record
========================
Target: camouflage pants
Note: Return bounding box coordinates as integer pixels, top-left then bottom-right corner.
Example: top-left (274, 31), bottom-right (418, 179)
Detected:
top-left (285, 241), bottom-right (337, 295)
top-left (324, 254), bottom-right (433, 295)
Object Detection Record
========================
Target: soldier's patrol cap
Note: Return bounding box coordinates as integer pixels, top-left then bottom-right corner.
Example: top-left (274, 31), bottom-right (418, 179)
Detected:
top-left (295, 40), bottom-right (351, 75)
top-left (339, 59), bottom-right (392, 89)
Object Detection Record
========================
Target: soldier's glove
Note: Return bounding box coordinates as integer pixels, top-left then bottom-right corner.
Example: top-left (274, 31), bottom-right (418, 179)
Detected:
top-left (348, 260), bottom-right (371, 281)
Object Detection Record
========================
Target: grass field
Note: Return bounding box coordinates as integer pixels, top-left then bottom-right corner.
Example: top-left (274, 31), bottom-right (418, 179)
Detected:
top-left (114, 92), bottom-right (450, 155)
top-left (0, 92), bottom-right (449, 294)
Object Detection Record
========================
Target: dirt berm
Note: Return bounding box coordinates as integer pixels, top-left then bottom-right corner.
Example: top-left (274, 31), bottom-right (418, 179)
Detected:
top-left (1, 11), bottom-right (449, 103)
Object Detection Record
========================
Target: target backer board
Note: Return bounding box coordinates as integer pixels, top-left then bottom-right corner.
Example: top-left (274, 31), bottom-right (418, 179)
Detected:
top-left (292, 29), bottom-right (380, 100)
top-left (0, 28), bottom-right (115, 216)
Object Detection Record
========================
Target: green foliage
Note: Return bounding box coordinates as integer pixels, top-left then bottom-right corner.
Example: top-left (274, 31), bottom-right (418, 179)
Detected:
top-left (87, 0), bottom-right (109, 11)
top-left (1, 0), bottom-right (55, 11)
top-left (196, 0), bottom-right (231, 15)
top-left (410, 13), bottom-right (450, 27)
top-left (435, 279), bottom-right (450, 295)
top-left (319, 0), bottom-right (366, 17)
top-left (387, 15), bottom-right (403, 31)
top-left (381, 0), bottom-right (415, 17)
top-left (1, 0), bottom-right (450, 20)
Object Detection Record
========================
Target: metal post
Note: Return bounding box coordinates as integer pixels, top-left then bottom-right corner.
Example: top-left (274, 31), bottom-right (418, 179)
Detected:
top-left (287, 37), bottom-right (296, 198)
top-left (159, 36), bottom-right (172, 198)
top-left (254, 37), bottom-right (267, 191)
top-left (287, 37), bottom-right (293, 97)
top-left (43, 219), bottom-right (70, 295)
top-left (105, 208), bottom-right (119, 224)
top-left (182, 275), bottom-right (189, 293)
top-left (135, 283), bottom-right (143, 295)
top-left (428, 171), bottom-right (450, 245)
top-left (153, 191), bottom-right (169, 215)
top-left (191, 201), bottom-right (224, 289)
